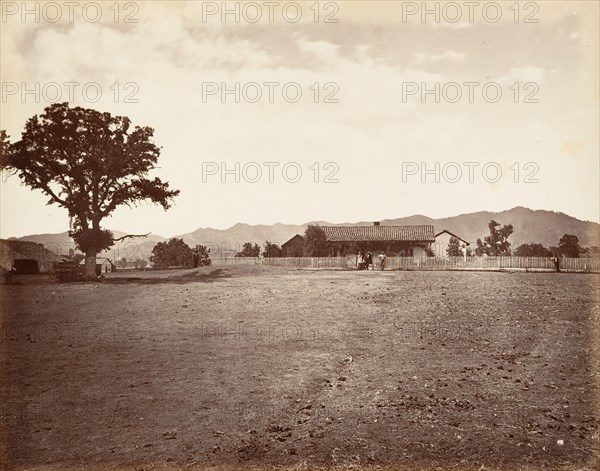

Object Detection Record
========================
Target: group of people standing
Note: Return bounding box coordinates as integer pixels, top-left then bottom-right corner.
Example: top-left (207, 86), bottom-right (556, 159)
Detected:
top-left (356, 251), bottom-right (386, 270)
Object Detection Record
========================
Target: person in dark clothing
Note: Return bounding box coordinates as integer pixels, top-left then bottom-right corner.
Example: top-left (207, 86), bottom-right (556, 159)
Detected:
top-left (193, 251), bottom-right (200, 268)
top-left (366, 252), bottom-right (373, 270)
top-left (553, 255), bottom-right (560, 272)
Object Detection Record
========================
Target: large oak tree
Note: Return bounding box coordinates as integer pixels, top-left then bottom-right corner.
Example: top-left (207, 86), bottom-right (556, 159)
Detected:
top-left (1, 103), bottom-right (179, 279)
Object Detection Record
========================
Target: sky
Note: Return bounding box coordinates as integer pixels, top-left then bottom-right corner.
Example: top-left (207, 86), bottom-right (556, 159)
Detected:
top-left (1, 1), bottom-right (598, 238)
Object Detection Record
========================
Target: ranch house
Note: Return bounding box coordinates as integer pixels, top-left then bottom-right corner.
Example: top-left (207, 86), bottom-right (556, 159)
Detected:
top-left (321, 223), bottom-right (435, 257)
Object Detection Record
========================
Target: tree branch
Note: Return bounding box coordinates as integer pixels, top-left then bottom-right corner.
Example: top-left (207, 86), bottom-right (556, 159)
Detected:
top-left (112, 233), bottom-right (151, 242)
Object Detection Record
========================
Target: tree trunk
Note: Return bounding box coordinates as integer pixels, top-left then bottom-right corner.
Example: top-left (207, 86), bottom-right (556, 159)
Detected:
top-left (83, 218), bottom-right (102, 280)
top-left (84, 246), bottom-right (97, 280)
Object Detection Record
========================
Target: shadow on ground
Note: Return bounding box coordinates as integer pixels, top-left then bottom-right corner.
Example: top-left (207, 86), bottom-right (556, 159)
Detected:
top-left (103, 268), bottom-right (232, 285)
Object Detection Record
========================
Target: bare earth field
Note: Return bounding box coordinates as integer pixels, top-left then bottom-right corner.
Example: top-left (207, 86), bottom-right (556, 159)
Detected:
top-left (1, 266), bottom-right (599, 471)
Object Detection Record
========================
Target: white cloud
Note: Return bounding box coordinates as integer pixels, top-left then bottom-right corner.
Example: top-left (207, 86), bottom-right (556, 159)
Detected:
top-left (1, 2), bottom-right (598, 236)
top-left (496, 66), bottom-right (546, 85)
top-left (429, 22), bottom-right (474, 30)
top-left (411, 50), bottom-right (466, 65)
top-left (296, 38), bottom-right (340, 64)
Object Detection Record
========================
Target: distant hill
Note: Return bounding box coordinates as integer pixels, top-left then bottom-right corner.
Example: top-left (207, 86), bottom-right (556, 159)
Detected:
top-left (375, 207), bottom-right (600, 249)
top-left (12, 231), bottom-right (167, 261)
top-left (10, 207), bottom-right (600, 259)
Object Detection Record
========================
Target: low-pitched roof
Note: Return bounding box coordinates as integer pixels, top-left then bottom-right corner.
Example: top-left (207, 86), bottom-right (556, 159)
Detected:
top-left (79, 257), bottom-right (114, 265)
top-left (322, 225), bottom-right (435, 243)
top-left (281, 234), bottom-right (304, 248)
top-left (434, 230), bottom-right (470, 246)
top-left (0, 239), bottom-right (63, 262)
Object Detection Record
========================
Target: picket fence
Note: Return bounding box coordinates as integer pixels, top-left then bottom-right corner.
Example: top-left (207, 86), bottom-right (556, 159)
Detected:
top-left (211, 256), bottom-right (263, 265)
top-left (256, 256), bottom-right (600, 272)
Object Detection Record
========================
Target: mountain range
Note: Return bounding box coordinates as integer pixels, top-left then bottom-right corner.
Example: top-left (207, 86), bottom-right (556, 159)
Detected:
top-left (9, 207), bottom-right (600, 260)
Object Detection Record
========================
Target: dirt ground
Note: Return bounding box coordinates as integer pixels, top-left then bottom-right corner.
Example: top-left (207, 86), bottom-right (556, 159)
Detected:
top-left (1, 266), bottom-right (599, 471)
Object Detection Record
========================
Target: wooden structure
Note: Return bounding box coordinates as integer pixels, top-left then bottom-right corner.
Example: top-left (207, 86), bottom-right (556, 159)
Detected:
top-left (321, 224), bottom-right (435, 257)
top-left (264, 245), bottom-right (282, 258)
top-left (0, 239), bottom-right (63, 273)
top-left (261, 255), bottom-right (600, 273)
top-left (433, 230), bottom-right (470, 258)
top-left (281, 234), bottom-right (305, 257)
top-left (56, 260), bottom-right (85, 282)
top-left (79, 257), bottom-right (116, 276)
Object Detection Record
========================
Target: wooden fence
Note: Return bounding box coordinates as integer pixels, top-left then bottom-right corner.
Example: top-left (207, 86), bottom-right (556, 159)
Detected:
top-left (211, 257), bottom-right (263, 265)
top-left (212, 256), bottom-right (347, 269)
top-left (258, 257), bottom-right (348, 269)
top-left (258, 256), bottom-right (600, 273)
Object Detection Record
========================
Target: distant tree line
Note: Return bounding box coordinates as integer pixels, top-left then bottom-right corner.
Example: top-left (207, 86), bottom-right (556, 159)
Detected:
top-left (236, 242), bottom-right (261, 257)
top-left (473, 220), bottom-right (591, 258)
top-left (515, 234), bottom-right (592, 258)
top-left (116, 257), bottom-right (149, 270)
top-left (234, 241), bottom-right (284, 258)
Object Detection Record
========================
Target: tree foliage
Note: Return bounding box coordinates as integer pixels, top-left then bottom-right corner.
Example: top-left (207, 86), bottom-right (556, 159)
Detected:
top-left (237, 242), bottom-right (260, 257)
top-left (194, 244), bottom-right (212, 266)
top-left (0, 129), bottom-right (10, 172)
top-left (558, 234), bottom-right (582, 258)
top-left (304, 225), bottom-right (328, 256)
top-left (133, 259), bottom-right (148, 270)
top-left (475, 220), bottom-right (514, 256)
top-left (1, 103), bottom-right (179, 278)
top-left (514, 243), bottom-right (552, 257)
top-left (150, 238), bottom-right (193, 268)
top-left (446, 237), bottom-right (464, 257)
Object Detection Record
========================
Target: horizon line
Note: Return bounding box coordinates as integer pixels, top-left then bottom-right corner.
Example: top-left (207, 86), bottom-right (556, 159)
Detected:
top-left (4, 206), bottom-right (599, 240)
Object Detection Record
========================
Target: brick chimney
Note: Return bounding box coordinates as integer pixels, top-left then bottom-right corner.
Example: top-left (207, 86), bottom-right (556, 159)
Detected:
top-left (374, 221), bottom-right (380, 226)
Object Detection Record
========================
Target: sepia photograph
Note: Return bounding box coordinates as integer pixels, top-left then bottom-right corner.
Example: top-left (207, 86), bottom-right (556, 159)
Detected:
top-left (1, 1), bottom-right (599, 470)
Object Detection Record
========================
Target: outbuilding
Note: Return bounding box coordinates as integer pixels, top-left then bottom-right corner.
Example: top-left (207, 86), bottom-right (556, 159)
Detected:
top-left (433, 230), bottom-right (470, 258)
top-left (281, 234), bottom-right (305, 257)
top-left (79, 257), bottom-right (116, 276)
top-left (0, 239), bottom-right (63, 273)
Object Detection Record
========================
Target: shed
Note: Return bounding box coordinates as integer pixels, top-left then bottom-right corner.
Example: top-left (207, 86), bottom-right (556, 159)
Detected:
top-left (433, 230), bottom-right (470, 258)
top-left (281, 234), bottom-right (305, 257)
top-left (0, 239), bottom-right (63, 273)
top-left (264, 245), bottom-right (282, 258)
top-left (79, 257), bottom-right (116, 276)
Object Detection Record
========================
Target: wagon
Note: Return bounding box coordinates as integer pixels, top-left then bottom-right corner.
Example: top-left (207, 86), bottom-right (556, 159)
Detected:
top-left (55, 261), bottom-right (85, 282)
